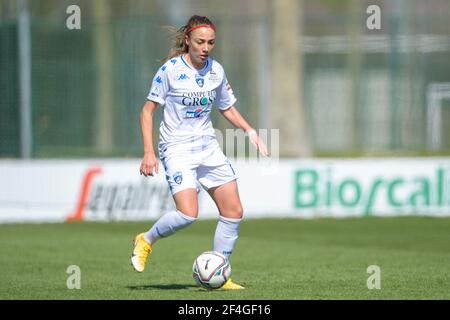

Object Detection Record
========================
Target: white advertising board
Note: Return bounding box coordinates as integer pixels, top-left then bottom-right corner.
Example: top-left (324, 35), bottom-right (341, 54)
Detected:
top-left (0, 158), bottom-right (449, 223)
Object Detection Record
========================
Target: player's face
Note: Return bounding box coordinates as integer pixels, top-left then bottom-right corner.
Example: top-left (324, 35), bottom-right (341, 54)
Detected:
top-left (186, 27), bottom-right (215, 68)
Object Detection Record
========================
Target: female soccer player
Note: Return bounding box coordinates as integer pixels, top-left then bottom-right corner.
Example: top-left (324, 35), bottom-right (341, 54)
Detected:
top-left (131, 15), bottom-right (268, 290)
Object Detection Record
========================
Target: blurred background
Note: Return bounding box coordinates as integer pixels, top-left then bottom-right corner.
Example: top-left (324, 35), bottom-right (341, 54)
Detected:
top-left (2, 0), bottom-right (450, 159)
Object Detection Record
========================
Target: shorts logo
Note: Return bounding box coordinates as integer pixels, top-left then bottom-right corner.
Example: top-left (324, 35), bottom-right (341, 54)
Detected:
top-left (173, 171), bottom-right (183, 184)
top-left (195, 75), bottom-right (204, 88)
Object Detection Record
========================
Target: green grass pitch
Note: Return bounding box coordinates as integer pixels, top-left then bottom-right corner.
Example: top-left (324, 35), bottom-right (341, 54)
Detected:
top-left (0, 217), bottom-right (449, 299)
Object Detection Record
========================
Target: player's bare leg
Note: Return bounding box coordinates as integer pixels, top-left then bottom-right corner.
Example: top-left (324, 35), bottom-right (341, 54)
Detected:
top-left (208, 180), bottom-right (245, 289)
top-left (173, 188), bottom-right (199, 218)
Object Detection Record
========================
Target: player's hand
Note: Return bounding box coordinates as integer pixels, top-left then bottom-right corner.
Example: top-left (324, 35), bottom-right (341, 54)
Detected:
top-left (140, 152), bottom-right (159, 177)
top-left (249, 131), bottom-right (269, 157)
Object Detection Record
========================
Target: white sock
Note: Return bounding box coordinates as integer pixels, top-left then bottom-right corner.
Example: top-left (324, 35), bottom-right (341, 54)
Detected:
top-left (144, 210), bottom-right (197, 245)
top-left (213, 216), bottom-right (242, 259)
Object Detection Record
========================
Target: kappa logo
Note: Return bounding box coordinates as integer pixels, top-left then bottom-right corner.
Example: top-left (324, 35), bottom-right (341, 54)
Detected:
top-left (173, 171), bottom-right (183, 184)
top-left (178, 73), bottom-right (190, 80)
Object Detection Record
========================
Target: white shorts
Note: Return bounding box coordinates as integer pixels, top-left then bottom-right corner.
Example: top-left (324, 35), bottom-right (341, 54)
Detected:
top-left (160, 142), bottom-right (237, 195)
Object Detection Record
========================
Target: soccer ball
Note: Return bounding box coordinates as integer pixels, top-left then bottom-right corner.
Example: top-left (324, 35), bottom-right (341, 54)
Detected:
top-left (192, 251), bottom-right (231, 289)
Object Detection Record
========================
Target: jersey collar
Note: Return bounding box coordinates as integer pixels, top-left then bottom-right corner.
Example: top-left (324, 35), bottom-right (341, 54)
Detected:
top-left (181, 54), bottom-right (210, 74)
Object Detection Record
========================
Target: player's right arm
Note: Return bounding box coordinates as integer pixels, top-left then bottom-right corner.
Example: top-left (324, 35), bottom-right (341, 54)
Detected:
top-left (140, 61), bottom-right (170, 177)
top-left (140, 100), bottom-right (159, 177)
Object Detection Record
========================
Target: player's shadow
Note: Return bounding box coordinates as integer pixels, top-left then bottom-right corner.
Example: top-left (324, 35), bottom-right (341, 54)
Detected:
top-left (127, 284), bottom-right (198, 290)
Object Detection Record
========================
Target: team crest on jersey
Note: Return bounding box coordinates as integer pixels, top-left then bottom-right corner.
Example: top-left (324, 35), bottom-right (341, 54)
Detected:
top-left (195, 74), bottom-right (204, 88)
top-left (173, 171), bottom-right (183, 184)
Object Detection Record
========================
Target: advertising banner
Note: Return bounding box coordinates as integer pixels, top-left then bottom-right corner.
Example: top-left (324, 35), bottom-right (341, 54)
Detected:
top-left (0, 158), bottom-right (449, 223)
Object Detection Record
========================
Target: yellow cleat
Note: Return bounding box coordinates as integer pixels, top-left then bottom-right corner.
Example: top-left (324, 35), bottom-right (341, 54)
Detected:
top-left (221, 278), bottom-right (245, 290)
top-left (131, 233), bottom-right (152, 273)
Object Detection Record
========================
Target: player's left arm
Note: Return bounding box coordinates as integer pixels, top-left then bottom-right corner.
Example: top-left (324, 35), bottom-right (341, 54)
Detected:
top-left (220, 106), bottom-right (269, 156)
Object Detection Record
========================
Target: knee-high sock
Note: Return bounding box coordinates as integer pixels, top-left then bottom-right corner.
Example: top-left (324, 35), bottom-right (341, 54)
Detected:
top-left (144, 210), bottom-right (197, 245)
top-left (213, 216), bottom-right (242, 259)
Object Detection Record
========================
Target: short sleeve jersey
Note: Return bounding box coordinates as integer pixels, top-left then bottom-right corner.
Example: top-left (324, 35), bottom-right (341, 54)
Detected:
top-left (147, 55), bottom-right (237, 150)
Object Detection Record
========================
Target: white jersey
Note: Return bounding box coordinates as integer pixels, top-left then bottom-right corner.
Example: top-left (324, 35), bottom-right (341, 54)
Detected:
top-left (147, 55), bottom-right (237, 152)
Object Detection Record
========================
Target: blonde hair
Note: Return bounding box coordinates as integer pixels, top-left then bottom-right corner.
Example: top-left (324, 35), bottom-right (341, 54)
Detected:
top-left (165, 15), bottom-right (215, 62)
